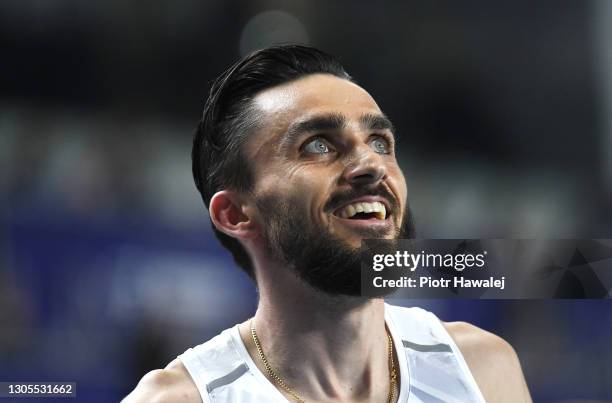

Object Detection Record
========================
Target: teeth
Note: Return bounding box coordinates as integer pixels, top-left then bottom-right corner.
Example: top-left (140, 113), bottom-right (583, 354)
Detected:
top-left (336, 201), bottom-right (387, 220)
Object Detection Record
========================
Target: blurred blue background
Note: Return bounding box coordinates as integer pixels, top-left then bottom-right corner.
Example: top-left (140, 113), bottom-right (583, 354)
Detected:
top-left (1, 0), bottom-right (611, 402)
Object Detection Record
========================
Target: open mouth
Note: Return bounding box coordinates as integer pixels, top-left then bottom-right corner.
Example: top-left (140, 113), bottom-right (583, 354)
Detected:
top-left (333, 201), bottom-right (388, 221)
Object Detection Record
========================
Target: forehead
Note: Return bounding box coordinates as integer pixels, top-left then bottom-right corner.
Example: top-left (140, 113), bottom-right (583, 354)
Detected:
top-left (252, 74), bottom-right (383, 138)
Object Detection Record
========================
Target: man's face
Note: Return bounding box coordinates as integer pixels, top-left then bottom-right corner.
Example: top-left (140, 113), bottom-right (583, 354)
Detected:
top-left (245, 73), bottom-right (413, 296)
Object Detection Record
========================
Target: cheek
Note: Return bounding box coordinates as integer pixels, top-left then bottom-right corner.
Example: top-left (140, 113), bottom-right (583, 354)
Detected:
top-left (388, 166), bottom-right (408, 205)
top-left (398, 174), bottom-right (408, 202)
top-left (253, 164), bottom-right (331, 215)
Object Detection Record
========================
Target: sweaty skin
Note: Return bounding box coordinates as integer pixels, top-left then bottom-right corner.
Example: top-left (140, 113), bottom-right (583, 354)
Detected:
top-left (123, 74), bottom-right (532, 403)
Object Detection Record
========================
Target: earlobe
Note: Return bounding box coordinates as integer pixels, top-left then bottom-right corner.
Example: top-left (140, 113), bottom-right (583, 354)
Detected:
top-left (209, 191), bottom-right (256, 239)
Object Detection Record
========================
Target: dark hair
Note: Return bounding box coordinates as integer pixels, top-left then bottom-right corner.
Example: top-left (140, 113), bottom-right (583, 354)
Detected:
top-left (192, 44), bottom-right (352, 280)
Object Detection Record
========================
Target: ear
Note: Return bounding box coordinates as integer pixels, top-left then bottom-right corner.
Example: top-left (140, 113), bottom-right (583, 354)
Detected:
top-left (209, 190), bottom-right (257, 240)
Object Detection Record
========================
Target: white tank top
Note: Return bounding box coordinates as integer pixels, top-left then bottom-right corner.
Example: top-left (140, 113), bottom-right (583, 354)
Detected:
top-left (179, 303), bottom-right (486, 403)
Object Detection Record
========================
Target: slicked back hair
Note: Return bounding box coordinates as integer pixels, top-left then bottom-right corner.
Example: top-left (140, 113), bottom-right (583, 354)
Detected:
top-left (192, 45), bottom-right (352, 280)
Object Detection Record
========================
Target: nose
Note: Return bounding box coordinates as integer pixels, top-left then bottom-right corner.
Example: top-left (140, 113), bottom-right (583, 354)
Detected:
top-left (342, 146), bottom-right (387, 186)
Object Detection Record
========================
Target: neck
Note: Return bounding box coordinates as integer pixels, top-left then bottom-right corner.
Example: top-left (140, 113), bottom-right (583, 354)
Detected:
top-left (241, 256), bottom-right (394, 402)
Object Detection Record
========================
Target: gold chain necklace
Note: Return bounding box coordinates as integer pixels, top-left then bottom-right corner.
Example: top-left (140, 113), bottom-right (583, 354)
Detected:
top-left (250, 321), bottom-right (398, 403)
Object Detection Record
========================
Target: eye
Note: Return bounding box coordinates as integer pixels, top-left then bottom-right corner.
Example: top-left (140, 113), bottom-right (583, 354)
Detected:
top-left (370, 136), bottom-right (391, 154)
top-left (303, 137), bottom-right (332, 154)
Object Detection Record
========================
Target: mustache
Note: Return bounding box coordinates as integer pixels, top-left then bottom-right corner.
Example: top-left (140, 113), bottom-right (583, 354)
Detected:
top-left (324, 185), bottom-right (399, 215)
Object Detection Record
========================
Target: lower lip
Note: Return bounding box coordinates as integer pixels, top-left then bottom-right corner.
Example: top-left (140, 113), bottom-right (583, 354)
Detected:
top-left (332, 215), bottom-right (393, 230)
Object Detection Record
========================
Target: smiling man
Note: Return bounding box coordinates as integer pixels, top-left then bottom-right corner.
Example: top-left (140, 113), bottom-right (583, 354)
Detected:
top-left (124, 45), bottom-right (531, 403)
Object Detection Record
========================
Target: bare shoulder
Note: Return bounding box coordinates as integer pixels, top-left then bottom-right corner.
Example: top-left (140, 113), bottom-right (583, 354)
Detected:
top-left (444, 321), bottom-right (532, 403)
top-left (121, 358), bottom-right (201, 403)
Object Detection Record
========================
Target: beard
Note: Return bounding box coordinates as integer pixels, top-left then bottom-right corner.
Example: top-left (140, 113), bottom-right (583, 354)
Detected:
top-left (255, 189), bottom-right (415, 297)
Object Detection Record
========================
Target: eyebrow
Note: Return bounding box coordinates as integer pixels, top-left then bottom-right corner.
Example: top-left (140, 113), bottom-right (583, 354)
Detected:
top-left (282, 113), bottom-right (347, 148)
top-left (360, 113), bottom-right (395, 133)
top-left (280, 112), bottom-right (395, 150)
